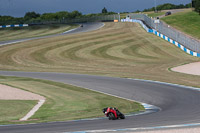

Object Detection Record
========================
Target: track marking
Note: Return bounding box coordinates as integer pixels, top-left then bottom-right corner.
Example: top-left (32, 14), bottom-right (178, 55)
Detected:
top-left (64, 123), bottom-right (200, 133)
top-left (20, 99), bottom-right (45, 121)
top-left (62, 27), bottom-right (80, 34)
top-left (127, 78), bottom-right (200, 92)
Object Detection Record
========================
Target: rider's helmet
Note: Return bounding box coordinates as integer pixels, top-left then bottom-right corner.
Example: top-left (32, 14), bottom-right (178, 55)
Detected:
top-left (102, 108), bottom-right (108, 113)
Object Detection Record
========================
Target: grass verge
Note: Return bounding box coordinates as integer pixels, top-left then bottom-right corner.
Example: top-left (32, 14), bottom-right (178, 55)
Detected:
top-left (0, 100), bottom-right (37, 123)
top-left (0, 76), bottom-right (144, 125)
top-left (120, 13), bottom-right (128, 19)
top-left (161, 10), bottom-right (200, 39)
top-left (145, 12), bottom-right (166, 18)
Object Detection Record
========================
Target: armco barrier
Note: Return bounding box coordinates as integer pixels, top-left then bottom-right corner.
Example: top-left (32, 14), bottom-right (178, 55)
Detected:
top-left (0, 24), bottom-right (29, 28)
top-left (121, 19), bottom-right (200, 58)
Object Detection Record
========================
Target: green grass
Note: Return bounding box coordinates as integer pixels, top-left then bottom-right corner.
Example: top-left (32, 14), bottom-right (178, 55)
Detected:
top-left (0, 24), bottom-right (78, 42)
top-left (0, 100), bottom-right (37, 122)
top-left (120, 12), bottom-right (165, 19)
top-left (0, 76), bottom-right (144, 124)
top-left (121, 12), bottom-right (164, 20)
top-left (161, 10), bottom-right (200, 39)
top-left (120, 11), bottom-right (165, 19)
top-left (147, 12), bottom-right (166, 18)
top-left (120, 13), bottom-right (128, 19)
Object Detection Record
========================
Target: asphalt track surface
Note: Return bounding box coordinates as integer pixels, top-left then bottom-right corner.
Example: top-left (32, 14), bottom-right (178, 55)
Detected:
top-left (0, 23), bottom-right (104, 46)
top-left (0, 23), bottom-right (200, 133)
top-left (158, 9), bottom-right (186, 18)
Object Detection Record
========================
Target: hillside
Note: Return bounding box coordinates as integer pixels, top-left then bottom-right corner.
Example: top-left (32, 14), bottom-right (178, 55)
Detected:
top-left (161, 10), bottom-right (200, 40)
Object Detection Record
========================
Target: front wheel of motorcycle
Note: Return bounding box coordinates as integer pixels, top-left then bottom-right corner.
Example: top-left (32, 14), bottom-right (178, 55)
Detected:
top-left (120, 114), bottom-right (125, 119)
top-left (108, 113), bottom-right (115, 120)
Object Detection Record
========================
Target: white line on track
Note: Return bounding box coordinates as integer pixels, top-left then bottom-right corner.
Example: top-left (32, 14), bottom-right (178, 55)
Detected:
top-left (0, 40), bottom-right (28, 46)
top-left (64, 123), bottom-right (200, 133)
top-left (62, 27), bottom-right (80, 34)
top-left (127, 78), bottom-right (200, 92)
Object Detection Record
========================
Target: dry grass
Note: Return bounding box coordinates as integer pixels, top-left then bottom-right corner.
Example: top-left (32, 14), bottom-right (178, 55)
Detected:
top-left (0, 22), bottom-right (200, 88)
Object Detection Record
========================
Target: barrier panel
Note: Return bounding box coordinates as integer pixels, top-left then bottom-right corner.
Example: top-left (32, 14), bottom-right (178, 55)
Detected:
top-left (126, 13), bottom-right (200, 53)
top-left (121, 18), bottom-right (200, 57)
top-left (121, 19), bottom-right (152, 33)
top-left (0, 24), bottom-right (29, 28)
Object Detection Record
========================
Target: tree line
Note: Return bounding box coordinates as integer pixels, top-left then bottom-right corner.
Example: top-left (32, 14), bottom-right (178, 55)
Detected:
top-left (142, 3), bottom-right (192, 12)
top-left (0, 11), bottom-right (83, 25)
top-left (0, 9), bottom-right (116, 25)
top-left (192, 0), bottom-right (200, 14)
top-left (1, 2), bottom-right (199, 25)
top-left (142, 1), bottom-right (200, 15)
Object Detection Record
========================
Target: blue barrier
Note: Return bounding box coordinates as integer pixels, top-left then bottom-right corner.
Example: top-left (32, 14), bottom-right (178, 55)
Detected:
top-left (121, 19), bottom-right (200, 58)
top-left (0, 24), bottom-right (29, 28)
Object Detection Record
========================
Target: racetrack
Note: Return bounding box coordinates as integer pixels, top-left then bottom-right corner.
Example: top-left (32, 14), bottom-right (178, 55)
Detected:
top-left (0, 22), bottom-right (200, 133)
top-left (0, 71), bottom-right (200, 133)
top-left (0, 23), bottom-right (104, 46)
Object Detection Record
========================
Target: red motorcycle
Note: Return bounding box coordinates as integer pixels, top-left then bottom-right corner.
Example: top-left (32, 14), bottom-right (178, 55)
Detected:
top-left (103, 107), bottom-right (125, 120)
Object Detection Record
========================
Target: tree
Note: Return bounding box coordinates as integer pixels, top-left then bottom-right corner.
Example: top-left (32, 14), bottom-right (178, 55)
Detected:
top-left (24, 12), bottom-right (40, 20)
top-left (55, 11), bottom-right (69, 20)
top-left (41, 13), bottom-right (57, 20)
top-left (199, 7), bottom-right (200, 15)
top-left (192, 0), bottom-right (196, 7)
top-left (69, 11), bottom-right (82, 18)
top-left (185, 3), bottom-right (192, 8)
top-left (192, 0), bottom-right (200, 12)
top-left (142, 3), bottom-right (192, 12)
top-left (134, 10), bottom-right (141, 13)
top-left (196, 0), bottom-right (200, 13)
top-left (102, 7), bottom-right (108, 14)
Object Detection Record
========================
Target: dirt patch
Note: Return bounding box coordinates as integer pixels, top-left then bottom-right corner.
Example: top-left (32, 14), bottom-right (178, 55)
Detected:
top-left (0, 84), bottom-right (45, 100)
top-left (171, 62), bottom-right (200, 76)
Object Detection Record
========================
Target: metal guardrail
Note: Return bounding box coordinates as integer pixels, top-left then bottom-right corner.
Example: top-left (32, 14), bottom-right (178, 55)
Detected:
top-left (128, 13), bottom-right (200, 53)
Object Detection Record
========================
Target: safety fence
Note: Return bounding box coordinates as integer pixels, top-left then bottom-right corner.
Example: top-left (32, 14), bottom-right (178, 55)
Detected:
top-left (0, 24), bottom-right (29, 28)
top-left (121, 19), bottom-right (153, 33)
top-left (121, 18), bottom-right (200, 57)
top-left (26, 14), bottom-right (120, 25)
top-left (1, 14), bottom-right (119, 28)
top-left (126, 13), bottom-right (200, 53)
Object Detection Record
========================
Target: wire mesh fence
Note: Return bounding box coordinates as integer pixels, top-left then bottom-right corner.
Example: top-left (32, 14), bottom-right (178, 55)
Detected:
top-left (128, 13), bottom-right (200, 53)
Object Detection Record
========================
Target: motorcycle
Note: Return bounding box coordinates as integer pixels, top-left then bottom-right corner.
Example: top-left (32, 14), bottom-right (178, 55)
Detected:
top-left (103, 107), bottom-right (125, 120)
